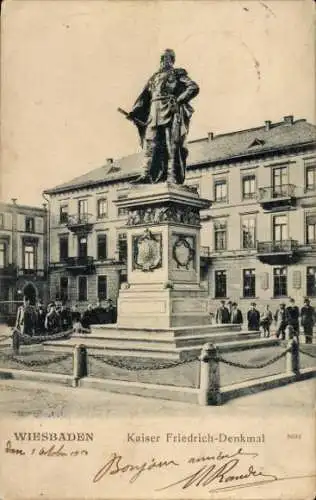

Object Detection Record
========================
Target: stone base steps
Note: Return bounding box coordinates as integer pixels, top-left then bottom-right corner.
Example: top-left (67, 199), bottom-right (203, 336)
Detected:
top-left (44, 329), bottom-right (274, 360)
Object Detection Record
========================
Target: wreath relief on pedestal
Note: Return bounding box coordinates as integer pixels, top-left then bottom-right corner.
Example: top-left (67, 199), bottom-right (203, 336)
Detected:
top-left (172, 235), bottom-right (195, 270)
top-left (132, 228), bottom-right (162, 272)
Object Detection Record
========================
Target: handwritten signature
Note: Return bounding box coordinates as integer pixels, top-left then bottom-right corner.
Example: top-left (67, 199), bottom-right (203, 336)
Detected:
top-left (92, 447), bottom-right (314, 493)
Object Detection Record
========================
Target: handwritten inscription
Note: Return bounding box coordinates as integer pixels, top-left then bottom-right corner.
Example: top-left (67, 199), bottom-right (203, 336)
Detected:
top-left (5, 440), bottom-right (88, 457)
top-left (93, 452), bottom-right (178, 484)
top-left (92, 447), bottom-right (279, 492)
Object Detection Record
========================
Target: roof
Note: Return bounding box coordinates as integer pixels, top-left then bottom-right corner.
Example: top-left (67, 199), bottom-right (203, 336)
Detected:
top-left (45, 117), bottom-right (316, 195)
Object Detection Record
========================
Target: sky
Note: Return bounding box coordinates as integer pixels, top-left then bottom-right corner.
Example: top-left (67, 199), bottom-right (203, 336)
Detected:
top-left (1, 0), bottom-right (314, 206)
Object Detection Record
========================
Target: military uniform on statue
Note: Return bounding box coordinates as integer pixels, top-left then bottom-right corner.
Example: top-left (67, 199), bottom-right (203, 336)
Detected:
top-left (126, 49), bottom-right (199, 185)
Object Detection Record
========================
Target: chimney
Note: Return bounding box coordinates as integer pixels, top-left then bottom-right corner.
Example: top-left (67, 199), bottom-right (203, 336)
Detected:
top-left (11, 198), bottom-right (17, 205)
top-left (106, 158), bottom-right (113, 165)
top-left (264, 120), bottom-right (271, 131)
top-left (208, 132), bottom-right (214, 141)
top-left (284, 115), bottom-right (294, 125)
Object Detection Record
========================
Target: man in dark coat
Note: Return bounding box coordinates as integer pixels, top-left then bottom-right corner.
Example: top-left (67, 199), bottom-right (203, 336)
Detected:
top-left (215, 301), bottom-right (230, 324)
top-left (59, 304), bottom-right (73, 331)
top-left (127, 49), bottom-right (199, 185)
top-left (247, 302), bottom-right (260, 331)
top-left (275, 303), bottom-right (287, 340)
top-left (300, 298), bottom-right (315, 344)
top-left (230, 302), bottom-right (243, 324)
top-left (285, 298), bottom-right (300, 335)
top-left (36, 300), bottom-right (46, 334)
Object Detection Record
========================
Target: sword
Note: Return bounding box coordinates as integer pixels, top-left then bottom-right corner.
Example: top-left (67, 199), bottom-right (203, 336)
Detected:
top-left (117, 107), bottom-right (146, 128)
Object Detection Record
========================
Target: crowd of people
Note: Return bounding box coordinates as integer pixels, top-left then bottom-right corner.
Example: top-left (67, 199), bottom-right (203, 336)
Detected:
top-left (15, 297), bottom-right (117, 336)
top-left (213, 297), bottom-right (315, 344)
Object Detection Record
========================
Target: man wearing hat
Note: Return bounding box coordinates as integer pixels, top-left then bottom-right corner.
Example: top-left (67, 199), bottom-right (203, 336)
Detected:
top-left (247, 302), bottom-right (260, 331)
top-left (300, 298), bottom-right (315, 344)
top-left (285, 298), bottom-right (300, 336)
top-left (230, 302), bottom-right (243, 324)
top-left (215, 300), bottom-right (230, 324)
top-left (274, 302), bottom-right (287, 340)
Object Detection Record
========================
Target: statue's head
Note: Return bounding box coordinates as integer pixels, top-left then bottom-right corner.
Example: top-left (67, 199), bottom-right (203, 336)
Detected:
top-left (160, 49), bottom-right (175, 69)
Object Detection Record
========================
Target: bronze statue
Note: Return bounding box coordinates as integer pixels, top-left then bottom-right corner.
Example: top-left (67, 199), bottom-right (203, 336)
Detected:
top-left (120, 49), bottom-right (199, 184)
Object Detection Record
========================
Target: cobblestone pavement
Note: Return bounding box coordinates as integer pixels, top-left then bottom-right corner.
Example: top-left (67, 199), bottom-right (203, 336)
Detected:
top-left (0, 377), bottom-right (314, 418)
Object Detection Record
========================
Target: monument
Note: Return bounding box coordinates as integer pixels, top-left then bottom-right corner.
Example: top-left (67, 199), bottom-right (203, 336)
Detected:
top-left (50, 50), bottom-right (259, 359)
top-left (116, 49), bottom-right (213, 330)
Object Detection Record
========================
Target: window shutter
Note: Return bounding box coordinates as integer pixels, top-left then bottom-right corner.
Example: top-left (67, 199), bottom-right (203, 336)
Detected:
top-left (292, 270), bottom-right (301, 289)
top-left (260, 272), bottom-right (269, 290)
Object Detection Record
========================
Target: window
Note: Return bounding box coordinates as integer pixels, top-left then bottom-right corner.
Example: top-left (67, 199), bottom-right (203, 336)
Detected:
top-left (305, 159), bottom-right (316, 191)
top-left (59, 235), bottom-right (69, 261)
top-left (97, 198), bottom-right (108, 218)
top-left (97, 276), bottom-right (107, 300)
top-left (78, 276), bottom-right (87, 301)
top-left (242, 175), bottom-right (256, 200)
top-left (78, 199), bottom-right (88, 222)
top-left (24, 244), bottom-right (36, 270)
top-left (97, 234), bottom-right (107, 260)
top-left (272, 166), bottom-right (288, 197)
top-left (307, 267), bottom-right (316, 296)
top-left (0, 214), bottom-right (4, 228)
top-left (273, 215), bottom-right (288, 242)
top-left (78, 236), bottom-right (88, 258)
top-left (60, 277), bottom-right (68, 302)
top-left (214, 180), bottom-right (227, 203)
top-left (243, 269), bottom-right (256, 297)
top-left (59, 205), bottom-right (68, 224)
top-left (273, 267), bottom-right (287, 297)
top-left (306, 213), bottom-right (316, 244)
top-left (0, 242), bottom-right (6, 268)
top-left (241, 216), bottom-right (256, 249)
top-left (118, 233), bottom-right (127, 262)
top-left (215, 270), bottom-right (227, 298)
top-left (25, 217), bottom-right (35, 233)
top-left (214, 221), bottom-right (227, 251)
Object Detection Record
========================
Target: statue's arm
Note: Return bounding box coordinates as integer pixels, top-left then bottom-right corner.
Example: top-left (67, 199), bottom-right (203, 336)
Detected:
top-left (176, 69), bottom-right (199, 104)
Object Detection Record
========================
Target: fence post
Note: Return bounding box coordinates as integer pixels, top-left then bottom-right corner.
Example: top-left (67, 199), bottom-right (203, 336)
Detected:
top-left (12, 330), bottom-right (20, 355)
top-left (73, 344), bottom-right (88, 387)
top-left (199, 342), bottom-right (221, 406)
top-left (286, 338), bottom-right (300, 376)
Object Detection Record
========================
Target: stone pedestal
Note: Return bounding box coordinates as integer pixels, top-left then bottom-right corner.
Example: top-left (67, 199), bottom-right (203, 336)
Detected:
top-left (116, 183), bottom-right (211, 329)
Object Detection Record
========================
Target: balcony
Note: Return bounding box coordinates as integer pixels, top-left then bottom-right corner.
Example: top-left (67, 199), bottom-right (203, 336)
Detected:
top-left (17, 268), bottom-right (45, 278)
top-left (0, 264), bottom-right (17, 279)
top-left (258, 184), bottom-right (297, 210)
top-left (257, 239), bottom-right (299, 264)
top-left (65, 256), bottom-right (95, 274)
top-left (66, 213), bottom-right (94, 233)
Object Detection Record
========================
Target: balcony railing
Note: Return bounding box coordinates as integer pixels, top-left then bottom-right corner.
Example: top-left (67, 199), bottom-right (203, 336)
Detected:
top-left (200, 246), bottom-right (211, 258)
top-left (66, 213), bottom-right (94, 232)
top-left (65, 256), bottom-right (94, 268)
top-left (257, 239), bottom-right (299, 254)
top-left (258, 184), bottom-right (296, 207)
top-left (18, 268), bottom-right (45, 277)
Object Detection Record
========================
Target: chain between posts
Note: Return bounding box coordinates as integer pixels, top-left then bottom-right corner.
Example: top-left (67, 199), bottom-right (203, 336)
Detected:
top-left (214, 346), bottom-right (292, 370)
top-left (298, 347), bottom-right (316, 359)
top-left (89, 353), bottom-right (199, 371)
top-left (0, 351), bottom-right (72, 367)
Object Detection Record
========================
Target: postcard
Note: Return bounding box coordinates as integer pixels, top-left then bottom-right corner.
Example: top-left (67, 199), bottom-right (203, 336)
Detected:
top-left (0, 0), bottom-right (315, 499)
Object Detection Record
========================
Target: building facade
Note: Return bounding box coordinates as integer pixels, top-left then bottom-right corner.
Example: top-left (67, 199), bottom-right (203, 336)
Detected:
top-left (0, 200), bottom-right (48, 321)
top-left (44, 116), bottom-right (316, 314)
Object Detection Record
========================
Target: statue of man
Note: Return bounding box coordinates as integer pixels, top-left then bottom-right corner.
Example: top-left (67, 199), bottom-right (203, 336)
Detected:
top-left (127, 49), bottom-right (199, 184)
